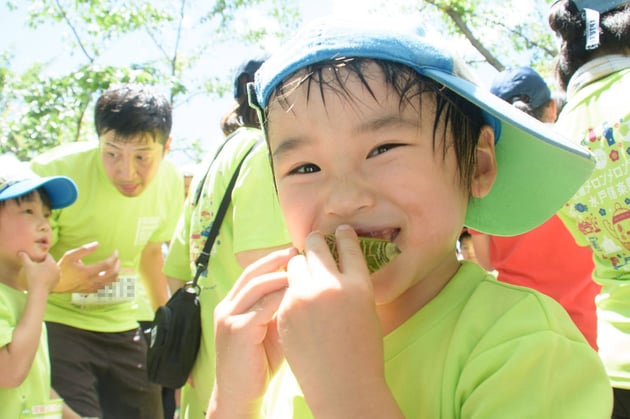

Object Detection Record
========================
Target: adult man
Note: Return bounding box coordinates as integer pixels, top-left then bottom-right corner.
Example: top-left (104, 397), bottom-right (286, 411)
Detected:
top-left (31, 84), bottom-right (184, 418)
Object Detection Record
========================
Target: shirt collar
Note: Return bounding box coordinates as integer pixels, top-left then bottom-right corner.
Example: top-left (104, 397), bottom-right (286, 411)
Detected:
top-left (567, 54), bottom-right (630, 98)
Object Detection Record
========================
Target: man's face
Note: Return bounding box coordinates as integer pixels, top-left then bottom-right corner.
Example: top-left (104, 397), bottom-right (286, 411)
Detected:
top-left (99, 131), bottom-right (170, 197)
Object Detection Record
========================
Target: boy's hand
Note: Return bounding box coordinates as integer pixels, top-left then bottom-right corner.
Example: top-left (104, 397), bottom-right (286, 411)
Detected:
top-left (54, 242), bottom-right (120, 293)
top-left (208, 247), bottom-right (296, 417)
top-left (18, 251), bottom-right (60, 293)
top-left (277, 225), bottom-right (388, 416)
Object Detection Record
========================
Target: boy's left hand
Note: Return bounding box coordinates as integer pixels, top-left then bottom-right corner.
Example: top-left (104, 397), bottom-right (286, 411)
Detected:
top-left (277, 225), bottom-right (387, 414)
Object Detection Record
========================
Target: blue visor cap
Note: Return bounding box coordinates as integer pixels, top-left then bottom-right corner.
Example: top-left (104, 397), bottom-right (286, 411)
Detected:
top-left (0, 175), bottom-right (78, 209)
top-left (254, 17), bottom-right (595, 236)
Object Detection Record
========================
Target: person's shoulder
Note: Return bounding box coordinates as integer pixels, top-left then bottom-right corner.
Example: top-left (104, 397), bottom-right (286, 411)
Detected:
top-left (208, 127), bottom-right (265, 168)
top-left (159, 158), bottom-right (181, 175)
top-left (458, 262), bottom-right (582, 338)
top-left (31, 141), bottom-right (98, 171)
top-left (230, 126), bottom-right (264, 141)
top-left (223, 127), bottom-right (264, 153)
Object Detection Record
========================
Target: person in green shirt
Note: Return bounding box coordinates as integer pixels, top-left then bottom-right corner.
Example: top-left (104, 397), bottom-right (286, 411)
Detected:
top-left (164, 55), bottom-right (290, 419)
top-left (549, 1), bottom-right (630, 417)
top-left (207, 16), bottom-right (613, 418)
top-left (31, 84), bottom-right (184, 419)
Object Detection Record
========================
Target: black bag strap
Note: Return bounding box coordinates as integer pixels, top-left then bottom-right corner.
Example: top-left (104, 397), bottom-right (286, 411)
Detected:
top-left (190, 140), bottom-right (260, 289)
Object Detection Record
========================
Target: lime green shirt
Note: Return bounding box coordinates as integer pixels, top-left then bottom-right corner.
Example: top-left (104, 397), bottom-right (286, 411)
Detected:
top-left (0, 284), bottom-right (59, 418)
top-left (263, 262), bottom-right (612, 418)
top-left (31, 141), bottom-right (184, 332)
top-left (163, 127), bottom-right (290, 418)
top-left (555, 56), bottom-right (630, 389)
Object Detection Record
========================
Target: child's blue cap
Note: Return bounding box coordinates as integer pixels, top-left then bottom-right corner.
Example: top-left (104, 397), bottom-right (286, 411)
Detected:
top-left (233, 54), bottom-right (269, 99)
top-left (491, 66), bottom-right (551, 109)
top-left (254, 16), bottom-right (595, 236)
top-left (0, 157), bottom-right (78, 209)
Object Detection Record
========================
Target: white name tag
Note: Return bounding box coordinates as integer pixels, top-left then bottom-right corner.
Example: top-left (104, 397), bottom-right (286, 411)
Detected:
top-left (71, 271), bottom-right (137, 305)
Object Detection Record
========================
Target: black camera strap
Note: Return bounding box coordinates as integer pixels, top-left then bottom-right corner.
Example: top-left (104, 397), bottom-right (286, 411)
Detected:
top-left (189, 140), bottom-right (260, 290)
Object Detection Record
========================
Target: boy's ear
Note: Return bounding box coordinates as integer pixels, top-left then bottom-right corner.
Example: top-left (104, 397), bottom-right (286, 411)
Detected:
top-left (471, 126), bottom-right (497, 199)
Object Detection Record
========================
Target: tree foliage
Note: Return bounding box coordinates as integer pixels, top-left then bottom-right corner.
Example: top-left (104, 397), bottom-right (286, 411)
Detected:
top-left (1, 0), bottom-right (299, 160)
top-left (1, 0), bottom-right (555, 161)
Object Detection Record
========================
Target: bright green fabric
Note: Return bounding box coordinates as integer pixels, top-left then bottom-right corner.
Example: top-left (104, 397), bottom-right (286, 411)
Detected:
top-left (31, 142), bottom-right (184, 332)
top-left (163, 127), bottom-right (290, 418)
top-left (0, 283), bottom-right (55, 417)
top-left (262, 262), bottom-right (612, 418)
top-left (555, 56), bottom-right (630, 390)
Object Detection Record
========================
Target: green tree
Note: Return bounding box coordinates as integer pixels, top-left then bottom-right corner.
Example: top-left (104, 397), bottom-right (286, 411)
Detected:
top-left (0, 0), bottom-right (299, 160)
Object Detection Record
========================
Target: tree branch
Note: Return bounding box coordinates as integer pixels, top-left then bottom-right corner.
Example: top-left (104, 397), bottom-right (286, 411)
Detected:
top-left (170, 0), bottom-right (187, 103)
top-left (53, 0), bottom-right (94, 63)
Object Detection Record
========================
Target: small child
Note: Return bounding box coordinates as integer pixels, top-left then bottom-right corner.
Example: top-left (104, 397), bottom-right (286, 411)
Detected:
top-left (0, 156), bottom-right (80, 418)
top-left (207, 17), bottom-right (613, 418)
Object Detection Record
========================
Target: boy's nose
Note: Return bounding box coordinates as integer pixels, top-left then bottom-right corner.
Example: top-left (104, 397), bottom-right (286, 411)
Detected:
top-left (118, 157), bottom-right (135, 180)
top-left (39, 219), bottom-right (51, 231)
top-left (324, 175), bottom-right (374, 217)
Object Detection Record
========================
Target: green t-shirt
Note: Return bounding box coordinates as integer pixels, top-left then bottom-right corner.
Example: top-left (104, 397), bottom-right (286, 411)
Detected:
top-left (0, 284), bottom-right (61, 418)
top-left (31, 141), bottom-right (184, 331)
top-left (262, 262), bottom-right (612, 418)
top-left (163, 127), bottom-right (290, 418)
top-left (555, 56), bottom-right (630, 389)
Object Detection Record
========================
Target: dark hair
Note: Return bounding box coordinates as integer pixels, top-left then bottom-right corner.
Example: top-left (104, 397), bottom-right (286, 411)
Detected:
top-left (549, 1), bottom-right (630, 91)
top-left (263, 58), bottom-right (485, 193)
top-left (219, 95), bottom-right (261, 135)
top-left (94, 84), bottom-right (172, 145)
top-left (0, 188), bottom-right (51, 211)
top-left (510, 98), bottom-right (551, 121)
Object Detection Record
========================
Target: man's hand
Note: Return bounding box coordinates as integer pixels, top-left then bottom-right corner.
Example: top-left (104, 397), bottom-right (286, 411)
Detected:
top-left (53, 242), bottom-right (120, 293)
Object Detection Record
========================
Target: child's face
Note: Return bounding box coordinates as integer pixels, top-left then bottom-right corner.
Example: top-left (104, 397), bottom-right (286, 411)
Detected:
top-left (0, 193), bottom-right (52, 265)
top-left (99, 131), bottom-right (170, 197)
top-left (267, 62), bottom-right (471, 304)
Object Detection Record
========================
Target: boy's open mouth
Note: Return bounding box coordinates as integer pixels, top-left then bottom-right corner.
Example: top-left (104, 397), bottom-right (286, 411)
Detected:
top-left (355, 228), bottom-right (399, 244)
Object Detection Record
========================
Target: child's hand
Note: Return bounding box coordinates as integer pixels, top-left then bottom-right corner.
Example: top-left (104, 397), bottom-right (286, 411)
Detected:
top-left (19, 251), bottom-right (60, 293)
top-left (208, 247), bottom-right (296, 417)
top-left (277, 225), bottom-right (388, 415)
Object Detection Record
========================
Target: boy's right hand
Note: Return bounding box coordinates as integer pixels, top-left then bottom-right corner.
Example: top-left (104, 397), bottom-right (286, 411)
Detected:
top-left (208, 247), bottom-right (296, 417)
top-left (53, 242), bottom-right (120, 293)
top-left (18, 251), bottom-right (60, 293)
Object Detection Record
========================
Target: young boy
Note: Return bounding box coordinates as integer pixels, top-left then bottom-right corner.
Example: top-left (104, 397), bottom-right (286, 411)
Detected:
top-left (0, 156), bottom-right (79, 418)
top-left (206, 17), bottom-right (613, 418)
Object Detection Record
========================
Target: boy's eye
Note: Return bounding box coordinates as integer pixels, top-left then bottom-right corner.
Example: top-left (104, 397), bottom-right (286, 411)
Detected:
top-left (367, 143), bottom-right (401, 158)
top-left (289, 163), bottom-right (320, 175)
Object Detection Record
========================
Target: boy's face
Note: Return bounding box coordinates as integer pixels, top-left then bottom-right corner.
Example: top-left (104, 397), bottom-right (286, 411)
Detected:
top-left (266, 62), bottom-right (471, 305)
top-left (99, 131), bottom-right (170, 197)
top-left (0, 193), bottom-right (52, 265)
